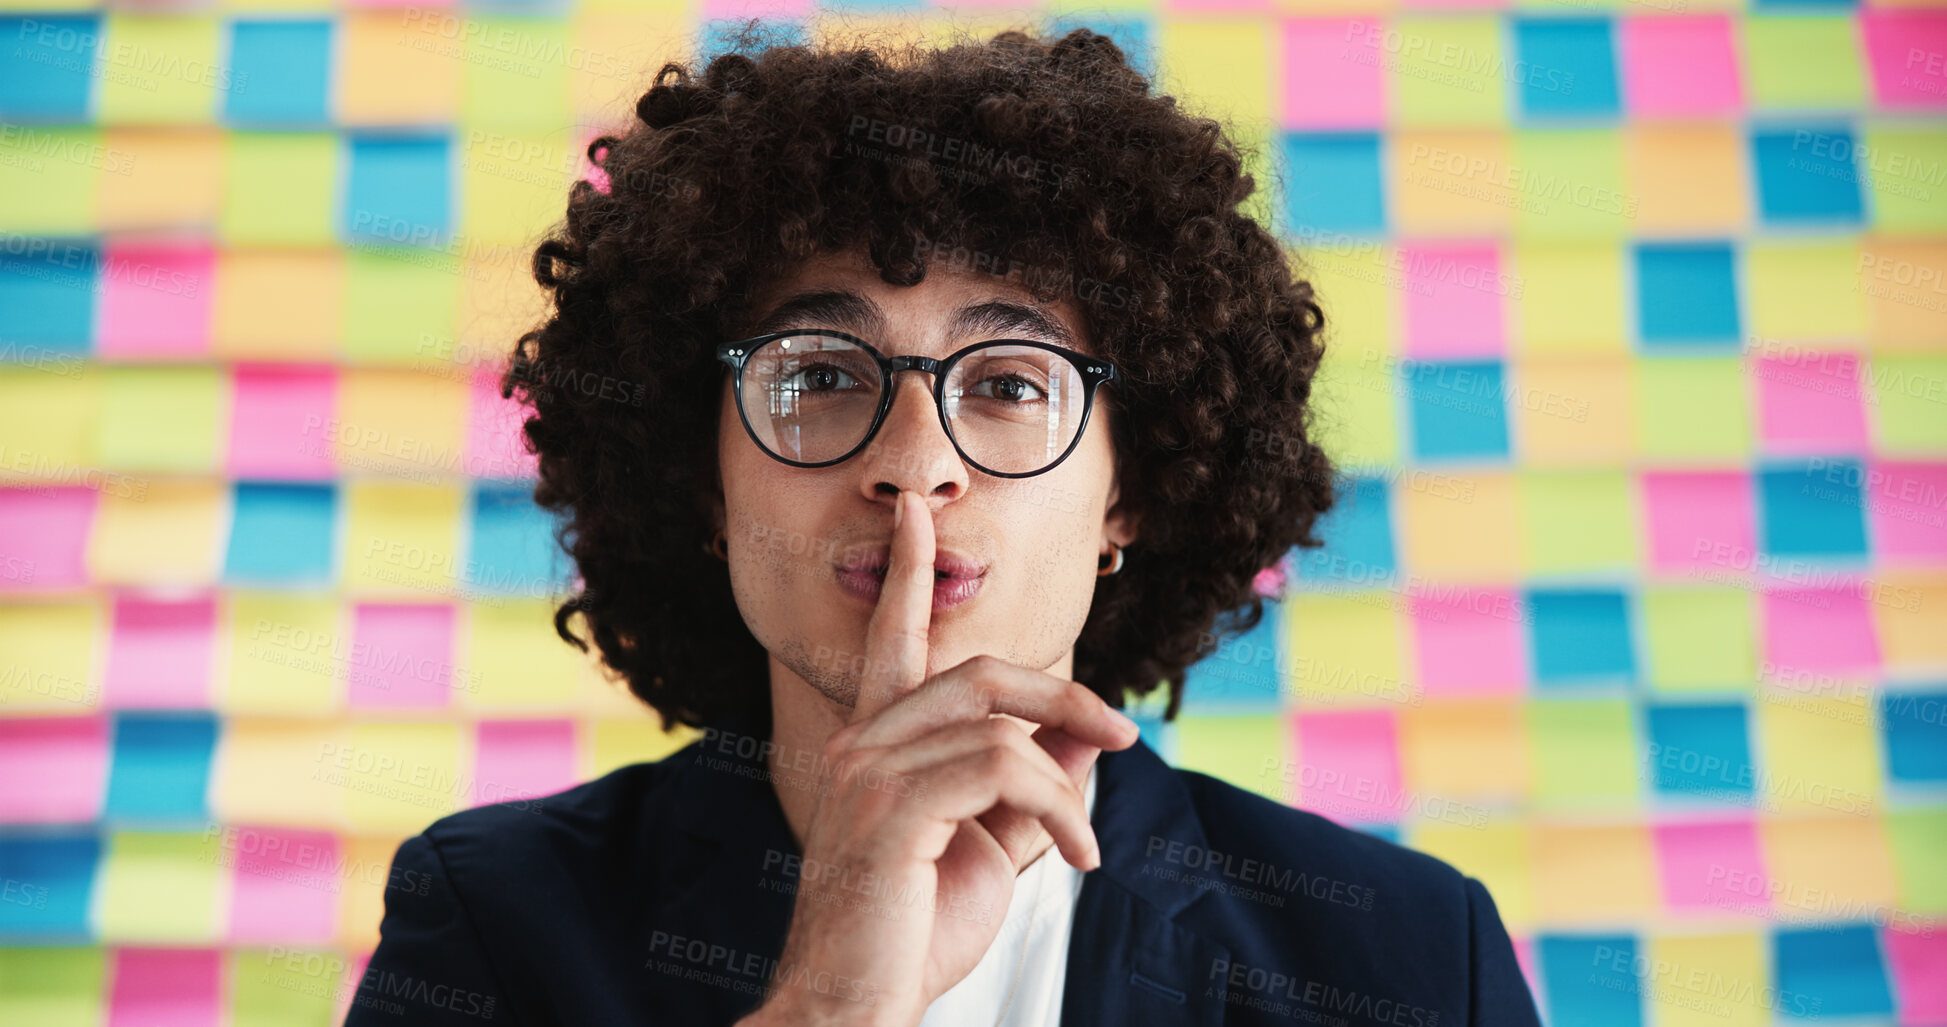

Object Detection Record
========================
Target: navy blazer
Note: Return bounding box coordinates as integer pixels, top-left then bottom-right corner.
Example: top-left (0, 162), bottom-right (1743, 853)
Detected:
top-left (345, 716), bottom-right (1543, 1026)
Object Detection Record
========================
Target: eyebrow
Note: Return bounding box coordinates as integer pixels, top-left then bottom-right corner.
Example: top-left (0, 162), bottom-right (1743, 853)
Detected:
top-left (744, 289), bottom-right (1082, 352)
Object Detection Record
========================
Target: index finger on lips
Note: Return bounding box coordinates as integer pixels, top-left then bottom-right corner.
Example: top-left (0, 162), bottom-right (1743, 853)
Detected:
top-left (849, 490), bottom-right (936, 725)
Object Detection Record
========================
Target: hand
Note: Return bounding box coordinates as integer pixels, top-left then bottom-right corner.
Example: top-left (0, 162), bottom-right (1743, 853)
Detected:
top-left (750, 490), bottom-right (1140, 1027)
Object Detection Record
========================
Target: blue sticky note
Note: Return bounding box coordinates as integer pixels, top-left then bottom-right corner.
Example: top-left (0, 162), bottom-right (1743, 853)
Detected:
top-left (1753, 128), bottom-right (1864, 225)
top-left (467, 484), bottom-right (566, 597)
top-left (1758, 461), bottom-right (1868, 558)
top-left (1405, 360), bottom-right (1510, 461)
top-left (1634, 242), bottom-right (1740, 348)
top-left (1538, 935), bottom-right (1643, 1027)
top-left (1183, 600), bottom-right (1284, 710)
top-left (0, 15), bottom-right (100, 121)
top-left (1045, 15), bottom-right (1156, 82)
top-left (1352, 822), bottom-right (1401, 845)
top-left (1528, 589), bottom-right (1635, 687)
top-left (1282, 132), bottom-right (1386, 234)
top-left (225, 482), bottom-right (338, 584)
top-left (103, 713), bottom-right (218, 822)
top-left (0, 240), bottom-right (97, 353)
top-left (1296, 474), bottom-right (1396, 586)
top-left (700, 19), bottom-right (804, 64)
top-left (226, 20), bottom-right (333, 126)
top-left (0, 834), bottom-right (99, 939)
top-left (344, 135), bottom-right (452, 247)
top-left (1645, 703), bottom-right (1753, 800)
top-left (1773, 925), bottom-right (1893, 1018)
top-left (1882, 688), bottom-right (1947, 781)
top-left (1512, 18), bottom-right (1620, 119)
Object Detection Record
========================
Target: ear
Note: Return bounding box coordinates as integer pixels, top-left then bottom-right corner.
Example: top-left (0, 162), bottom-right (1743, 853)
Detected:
top-left (1103, 471), bottom-right (1139, 548)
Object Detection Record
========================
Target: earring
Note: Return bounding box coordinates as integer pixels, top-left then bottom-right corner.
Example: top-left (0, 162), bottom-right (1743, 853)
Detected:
top-left (704, 530), bottom-right (728, 561)
top-left (1096, 542), bottom-right (1124, 576)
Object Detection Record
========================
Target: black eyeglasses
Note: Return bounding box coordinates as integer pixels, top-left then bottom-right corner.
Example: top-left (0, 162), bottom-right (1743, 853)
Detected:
top-left (716, 329), bottom-right (1119, 479)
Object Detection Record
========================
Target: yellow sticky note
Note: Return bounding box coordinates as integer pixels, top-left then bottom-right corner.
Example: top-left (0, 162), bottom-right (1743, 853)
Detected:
top-left (1511, 240), bottom-right (1627, 353)
top-left (1743, 13), bottom-right (1867, 110)
top-left (1747, 239), bottom-right (1868, 344)
top-left (95, 365), bottom-right (225, 473)
top-left (1300, 239), bottom-right (1400, 358)
top-left (332, 368), bottom-right (471, 480)
top-left (1873, 574), bottom-right (1947, 672)
top-left (343, 246), bottom-right (465, 364)
top-left (0, 600), bottom-right (103, 713)
top-left (1157, 20), bottom-right (1272, 134)
top-left (224, 592), bottom-right (347, 715)
top-left (220, 133), bottom-right (339, 246)
top-left (458, 240), bottom-right (549, 368)
top-left (461, 18), bottom-right (572, 127)
top-left (337, 11), bottom-right (463, 125)
top-left (1516, 469), bottom-right (1639, 576)
top-left (1399, 700), bottom-right (1529, 803)
top-left (1526, 698), bottom-right (1640, 809)
top-left (1511, 354), bottom-right (1633, 465)
top-left (0, 366), bottom-right (101, 481)
top-left (213, 247), bottom-right (344, 360)
top-left (1309, 332), bottom-right (1401, 468)
top-left (457, 124), bottom-right (576, 246)
top-left (1858, 239), bottom-right (1947, 352)
top-left (96, 15), bottom-right (225, 124)
top-left (1753, 695), bottom-right (1882, 816)
top-left (1389, 16), bottom-right (1506, 127)
top-left (1634, 356), bottom-right (1752, 461)
top-left (87, 479), bottom-right (226, 587)
top-left (1171, 714), bottom-right (1288, 802)
top-left (1862, 125), bottom-right (1947, 235)
top-left (1393, 130), bottom-right (1514, 236)
top-left (1758, 815), bottom-right (1899, 921)
top-left (570, 14), bottom-right (687, 122)
top-left (229, 947), bottom-right (343, 1026)
top-left (1511, 129), bottom-right (1633, 240)
top-left (97, 128), bottom-right (222, 231)
top-left (1641, 587), bottom-right (1758, 691)
top-left (209, 719), bottom-right (350, 827)
top-left (338, 832), bottom-right (413, 952)
top-left (1404, 822), bottom-right (1532, 933)
top-left (1870, 354), bottom-right (1947, 453)
top-left (459, 597), bottom-right (588, 709)
top-left (1625, 124), bottom-right (1748, 236)
top-left (341, 481), bottom-right (468, 597)
top-left (0, 947), bottom-right (105, 1027)
top-left (95, 830), bottom-right (225, 942)
top-left (587, 716), bottom-right (702, 781)
top-left (1643, 933), bottom-right (1771, 1027)
top-left (1530, 823), bottom-right (1657, 924)
top-left (1285, 594), bottom-right (1412, 708)
top-left (342, 720), bottom-right (468, 834)
top-left (1395, 469), bottom-right (1521, 579)
top-left (0, 127), bottom-right (101, 235)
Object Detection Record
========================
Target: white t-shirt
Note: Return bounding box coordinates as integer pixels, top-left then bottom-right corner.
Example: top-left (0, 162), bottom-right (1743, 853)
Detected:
top-left (915, 766), bottom-right (1098, 1027)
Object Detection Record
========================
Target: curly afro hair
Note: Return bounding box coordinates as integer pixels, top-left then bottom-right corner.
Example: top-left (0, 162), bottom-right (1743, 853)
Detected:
top-left (504, 20), bottom-right (1337, 737)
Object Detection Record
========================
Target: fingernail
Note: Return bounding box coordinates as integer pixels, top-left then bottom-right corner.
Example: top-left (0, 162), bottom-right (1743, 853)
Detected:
top-left (893, 492), bottom-right (904, 531)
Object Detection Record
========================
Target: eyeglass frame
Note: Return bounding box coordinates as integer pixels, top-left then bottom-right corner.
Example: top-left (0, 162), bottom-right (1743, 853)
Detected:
top-left (715, 328), bottom-right (1121, 480)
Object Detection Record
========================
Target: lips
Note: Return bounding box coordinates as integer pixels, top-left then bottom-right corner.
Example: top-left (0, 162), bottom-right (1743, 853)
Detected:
top-left (836, 545), bottom-right (987, 580)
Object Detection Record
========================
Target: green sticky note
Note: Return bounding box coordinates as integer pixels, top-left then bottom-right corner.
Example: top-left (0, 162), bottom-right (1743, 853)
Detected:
top-left (1512, 129), bottom-right (1632, 239)
top-left (1747, 240), bottom-right (1868, 342)
top-left (458, 123), bottom-right (576, 247)
top-left (222, 132), bottom-right (339, 246)
top-left (1742, 14), bottom-right (1866, 110)
top-left (97, 14), bottom-right (225, 124)
top-left (1886, 808), bottom-right (1947, 916)
top-left (0, 127), bottom-right (101, 235)
top-left (461, 18), bottom-right (573, 126)
top-left (1526, 698), bottom-right (1640, 807)
top-left (231, 949), bottom-right (342, 1027)
top-left (1169, 714), bottom-right (1287, 803)
top-left (1514, 240), bottom-right (1627, 353)
top-left (1311, 342), bottom-right (1400, 467)
top-left (1391, 16), bottom-right (1507, 128)
top-left (1862, 126), bottom-right (1947, 234)
top-left (1634, 356), bottom-right (1752, 460)
top-left (96, 365), bottom-right (224, 473)
top-left (0, 948), bottom-right (105, 1027)
top-left (1641, 587), bottom-right (1757, 691)
top-left (1870, 354), bottom-right (1947, 453)
top-left (95, 830), bottom-right (224, 942)
top-left (1517, 468), bottom-right (1638, 575)
top-left (344, 246), bottom-right (465, 363)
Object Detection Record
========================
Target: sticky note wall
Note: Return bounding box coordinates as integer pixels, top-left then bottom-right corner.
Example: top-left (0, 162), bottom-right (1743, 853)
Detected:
top-left (2, 1), bottom-right (1945, 1025)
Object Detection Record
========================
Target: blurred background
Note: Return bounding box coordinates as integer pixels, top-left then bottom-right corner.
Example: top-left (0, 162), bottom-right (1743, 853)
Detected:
top-left (1, 0), bottom-right (1943, 1023)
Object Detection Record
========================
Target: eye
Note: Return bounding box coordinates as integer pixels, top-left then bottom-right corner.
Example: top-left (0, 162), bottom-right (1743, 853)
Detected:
top-left (784, 363), bottom-right (862, 392)
top-left (968, 373), bottom-right (1047, 403)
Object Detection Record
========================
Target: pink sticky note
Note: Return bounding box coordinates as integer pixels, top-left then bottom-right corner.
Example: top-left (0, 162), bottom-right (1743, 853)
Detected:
top-left (1283, 19), bottom-right (1387, 129)
top-left (702, 0), bottom-right (811, 18)
top-left (1862, 11), bottom-right (1947, 111)
top-left (1170, 0), bottom-right (1270, 10)
top-left (1294, 710), bottom-right (1403, 823)
top-left (1640, 471), bottom-right (1755, 573)
top-left (1511, 937), bottom-right (1541, 1006)
top-left (1754, 352), bottom-right (1870, 455)
top-left (1410, 588), bottom-right (1527, 696)
top-left (1884, 926), bottom-right (1947, 1022)
top-left (0, 486), bottom-right (98, 590)
top-left (227, 363), bottom-right (338, 480)
top-left (473, 719), bottom-right (578, 808)
top-left (1868, 462), bottom-right (1947, 562)
top-left (467, 367), bottom-right (539, 480)
top-left (1401, 241), bottom-right (1507, 359)
top-left (96, 244), bottom-right (215, 360)
top-left (226, 826), bottom-right (341, 944)
top-left (346, 602), bottom-right (458, 708)
top-left (1621, 15), bottom-right (1743, 118)
top-left (105, 592), bottom-right (217, 709)
top-left (1761, 587), bottom-right (1881, 677)
top-left (0, 716), bottom-right (109, 822)
top-left (1652, 818), bottom-right (1769, 914)
top-left (109, 948), bottom-right (222, 1027)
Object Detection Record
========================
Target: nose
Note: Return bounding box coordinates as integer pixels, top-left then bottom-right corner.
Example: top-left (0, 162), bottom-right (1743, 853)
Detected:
top-left (856, 370), bottom-right (968, 506)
